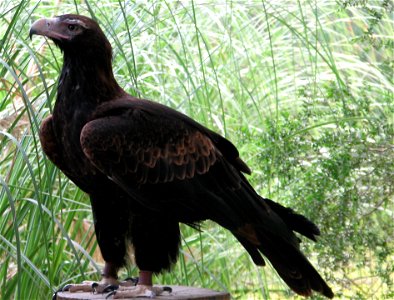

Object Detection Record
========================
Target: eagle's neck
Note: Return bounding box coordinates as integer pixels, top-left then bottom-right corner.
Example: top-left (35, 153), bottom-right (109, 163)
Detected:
top-left (58, 52), bottom-right (124, 105)
top-left (53, 51), bottom-right (124, 131)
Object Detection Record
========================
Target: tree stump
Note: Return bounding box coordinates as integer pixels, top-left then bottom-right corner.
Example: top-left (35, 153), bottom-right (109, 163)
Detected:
top-left (56, 285), bottom-right (230, 300)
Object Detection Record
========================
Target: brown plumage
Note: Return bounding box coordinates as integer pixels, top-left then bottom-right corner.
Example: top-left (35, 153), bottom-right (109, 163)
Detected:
top-left (30, 14), bottom-right (334, 298)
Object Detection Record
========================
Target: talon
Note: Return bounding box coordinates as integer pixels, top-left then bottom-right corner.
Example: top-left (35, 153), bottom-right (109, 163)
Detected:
top-left (52, 291), bottom-right (58, 300)
top-left (124, 277), bottom-right (139, 285)
top-left (92, 282), bottom-right (98, 291)
top-left (106, 290), bottom-right (116, 299)
top-left (102, 284), bottom-right (119, 293)
top-left (91, 282), bottom-right (99, 293)
top-left (52, 286), bottom-right (65, 300)
top-left (62, 284), bottom-right (71, 292)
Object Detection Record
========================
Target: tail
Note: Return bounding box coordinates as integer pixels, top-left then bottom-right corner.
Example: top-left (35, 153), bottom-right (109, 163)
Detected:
top-left (233, 197), bottom-right (334, 299)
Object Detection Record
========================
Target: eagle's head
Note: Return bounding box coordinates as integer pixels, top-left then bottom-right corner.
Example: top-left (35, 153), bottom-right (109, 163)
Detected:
top-left (30, 14), bottom-right (121, 98)
top-left (30, 14), bottom-right (111, 58)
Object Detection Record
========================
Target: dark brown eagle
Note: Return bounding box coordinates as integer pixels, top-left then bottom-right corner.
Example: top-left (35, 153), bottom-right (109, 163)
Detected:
top-left (30, 14), bottom-right (334, 299)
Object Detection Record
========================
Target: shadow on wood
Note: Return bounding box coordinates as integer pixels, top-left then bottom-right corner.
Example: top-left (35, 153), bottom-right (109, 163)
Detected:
top-left (56, 285), bottom-right (230, 300)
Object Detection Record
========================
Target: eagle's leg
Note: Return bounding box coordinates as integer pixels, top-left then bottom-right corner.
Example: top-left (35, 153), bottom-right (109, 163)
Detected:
top-left (106, 216), bottom-right (180, 298)
top-left (56, 192), bottom-right (135, 295)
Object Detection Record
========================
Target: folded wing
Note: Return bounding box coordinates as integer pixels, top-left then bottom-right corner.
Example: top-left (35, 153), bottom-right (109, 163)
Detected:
top-left (80, 98), bottom-right (249, 186)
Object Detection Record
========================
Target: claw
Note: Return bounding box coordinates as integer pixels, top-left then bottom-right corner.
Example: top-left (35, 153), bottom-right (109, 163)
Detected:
top-left (90, 282), bottom-right (119, 293)
top-left (52, 291), bottom-right (58, 300)
top-left (124, 277), bottom-right (139, 285)
top-left (102, 284), bottom-right (119, 293)
top-left (106, 290), bottom-right (116, 299)
top-left (56, 277), bottom-right (143, 298)
top-left (52, 286), bottom-right (66, 300)
top-left (52, 283), bottom-right (83, 300)
top-left (163, 286), bottom-right (172, 293)
top-left (62, 284), bottom-right (71, 292)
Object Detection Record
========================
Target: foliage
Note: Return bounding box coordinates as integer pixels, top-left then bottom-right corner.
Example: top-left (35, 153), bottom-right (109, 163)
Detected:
top-left (0, 1), bottom-right (393, 299)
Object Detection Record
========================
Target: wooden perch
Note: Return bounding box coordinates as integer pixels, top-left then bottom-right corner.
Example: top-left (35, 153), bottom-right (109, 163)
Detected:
top-left (55, 285), bottom-right (230, 300)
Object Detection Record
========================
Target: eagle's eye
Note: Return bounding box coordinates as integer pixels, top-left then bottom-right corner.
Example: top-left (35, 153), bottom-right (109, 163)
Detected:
top-left (68, 24), bottom-right (77, 31)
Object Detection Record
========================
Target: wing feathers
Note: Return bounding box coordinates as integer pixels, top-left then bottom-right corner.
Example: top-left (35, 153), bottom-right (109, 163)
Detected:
top-left (81, 115), bottom-right (219, 185)
top-left (91, 98), bottom-right (251, 175)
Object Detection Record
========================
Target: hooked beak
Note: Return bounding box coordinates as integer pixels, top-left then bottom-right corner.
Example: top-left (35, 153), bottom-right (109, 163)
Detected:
top-left (29, 17), bottom-right (70, 41)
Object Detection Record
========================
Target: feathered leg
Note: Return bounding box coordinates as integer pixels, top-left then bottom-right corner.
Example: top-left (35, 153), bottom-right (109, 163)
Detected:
top-left (110, 216), bottom-right (178, 298)
top-left (55, 192), bottom-right (134, 296)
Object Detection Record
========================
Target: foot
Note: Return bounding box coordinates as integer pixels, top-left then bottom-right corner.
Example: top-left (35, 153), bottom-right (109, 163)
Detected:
top-left (110, 285), bottom-right (172, 299)
top-left (55, 276), bottom-right (137, 295)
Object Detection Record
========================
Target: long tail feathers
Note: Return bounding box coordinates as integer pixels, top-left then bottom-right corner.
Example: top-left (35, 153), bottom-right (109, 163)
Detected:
top-left (256, 228), bottom-right (334, 298)
top-left (233, 198), bottom-right (334, 299)
top-left (263, 198), bottom-right (321, 242)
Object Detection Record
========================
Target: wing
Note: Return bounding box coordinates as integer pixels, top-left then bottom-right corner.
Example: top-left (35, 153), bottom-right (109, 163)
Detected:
top-left (40, 115), bottom-right (98, 193)
top-left (80, 98), bottom-right (251, 187)
top-left (40, 115), bottom-right (66, 169)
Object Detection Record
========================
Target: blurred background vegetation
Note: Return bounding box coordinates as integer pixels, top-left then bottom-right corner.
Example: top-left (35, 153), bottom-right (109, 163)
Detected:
top-left (0, 0), bottom-right (393, 299)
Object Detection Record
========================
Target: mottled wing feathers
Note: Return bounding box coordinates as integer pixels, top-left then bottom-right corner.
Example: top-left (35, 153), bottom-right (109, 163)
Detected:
top-left (90, 98), bottom-right (251, 174)
top-left (80, 99), bottom-right (222, 185)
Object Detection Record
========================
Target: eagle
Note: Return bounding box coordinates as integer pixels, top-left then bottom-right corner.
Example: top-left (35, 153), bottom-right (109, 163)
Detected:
top-left (30, 14), bottom-right (334, 299)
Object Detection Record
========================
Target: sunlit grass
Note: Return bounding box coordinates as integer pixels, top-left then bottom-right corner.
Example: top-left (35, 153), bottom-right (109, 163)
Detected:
top-left (1, 0), bottom-right (393, 299)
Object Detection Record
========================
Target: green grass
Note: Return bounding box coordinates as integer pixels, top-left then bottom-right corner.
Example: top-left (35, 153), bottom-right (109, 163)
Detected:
top-left (1, 1), bottom-right (393, 299)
